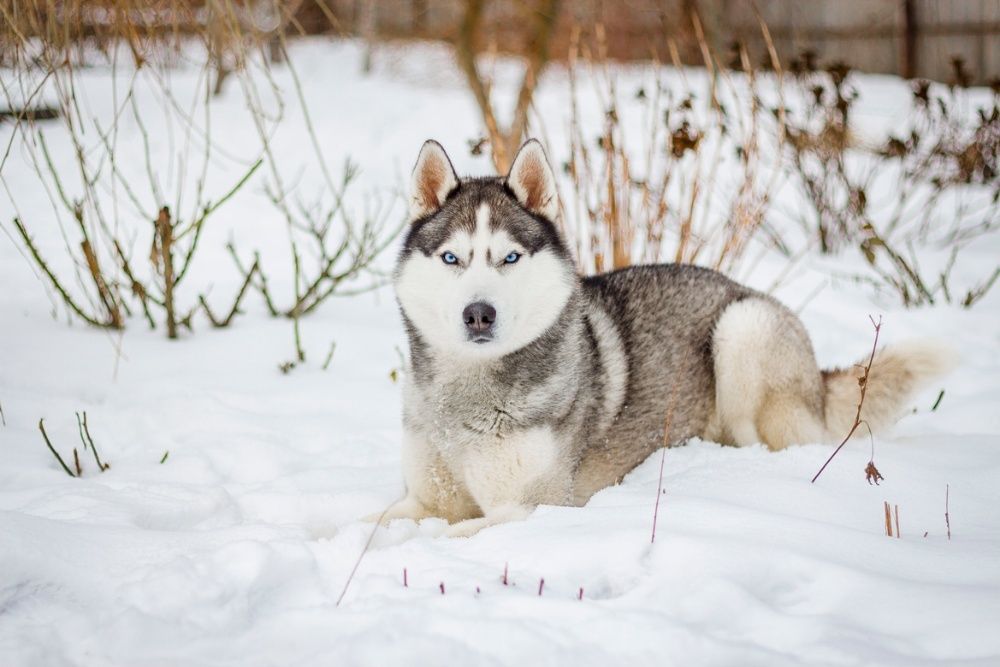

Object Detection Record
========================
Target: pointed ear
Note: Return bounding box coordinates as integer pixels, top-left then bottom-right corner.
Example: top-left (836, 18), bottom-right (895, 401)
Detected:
top-left (409, 140), bottom-right (459, 221)
top-left (505, 139), bottom-right (559, 222)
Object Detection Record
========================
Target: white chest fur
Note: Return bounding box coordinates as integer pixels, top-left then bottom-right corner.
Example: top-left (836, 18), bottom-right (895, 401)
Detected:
top-left (458, 425), bottom-right (564, 509)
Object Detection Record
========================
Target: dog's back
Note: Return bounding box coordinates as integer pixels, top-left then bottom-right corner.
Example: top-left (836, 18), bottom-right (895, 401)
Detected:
top-left (573, 264), bottom-right (758, 500)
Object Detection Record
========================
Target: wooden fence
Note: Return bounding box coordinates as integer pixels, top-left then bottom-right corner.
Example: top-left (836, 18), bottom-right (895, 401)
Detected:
top-left (721, 0), bottom-right (1000, 84)
top-left (313, 0), bottom-right (1000, 84)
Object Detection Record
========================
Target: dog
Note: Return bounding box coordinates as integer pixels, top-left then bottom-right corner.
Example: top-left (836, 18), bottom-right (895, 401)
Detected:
top-left (380, 138), bottom-right (953, 537)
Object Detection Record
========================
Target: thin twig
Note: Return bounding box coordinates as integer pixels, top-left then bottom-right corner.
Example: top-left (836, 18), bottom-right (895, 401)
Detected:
top-left (112, 239), bottom-right (156, 329)
top-left (80, 238), bottom-right (123, 328)
top-left (38, 419), bottom-right (76, 477)
top-left (12, 218), bottom-right (115, 328)
top-left (811, 316), bottom-right (882, 483)
top-left (322, 340), bottom-right (337, 371)
top-left (652, 384), bottom-right (680, 543)
top-left (335, 506), bottom-right (389, 607)
top-left (199, 259), bottom-right (260, 327)
top-left (76, 411), bottom-right (108, 471)
top-left (174, 158), bottom-right (262, 283)
top-left (945, 484), bottom-right (951, 540)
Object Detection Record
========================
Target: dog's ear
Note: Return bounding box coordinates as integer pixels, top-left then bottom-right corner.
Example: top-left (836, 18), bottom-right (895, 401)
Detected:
top-left (409, 140), bottom-right (459, 221)
top-left (506, 139), bottom-right (559, 222)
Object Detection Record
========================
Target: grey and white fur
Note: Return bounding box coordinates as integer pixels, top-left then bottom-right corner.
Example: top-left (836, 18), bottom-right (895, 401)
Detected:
top-left (380, 139), bottom-right (954, 537)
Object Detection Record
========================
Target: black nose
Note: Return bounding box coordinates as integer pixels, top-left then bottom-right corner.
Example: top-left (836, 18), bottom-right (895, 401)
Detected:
top-left (463, 301), bottom-right (497, 337)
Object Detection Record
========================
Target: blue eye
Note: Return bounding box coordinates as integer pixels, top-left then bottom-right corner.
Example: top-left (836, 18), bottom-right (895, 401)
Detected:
top-left (442, 251), bottom-right (458, 265)
top-left (504, 251), bottom-right (521, 264)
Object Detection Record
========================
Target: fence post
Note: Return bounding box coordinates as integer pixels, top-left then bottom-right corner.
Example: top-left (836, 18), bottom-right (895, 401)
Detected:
top-left (900, 0), bottom-right (917, 79)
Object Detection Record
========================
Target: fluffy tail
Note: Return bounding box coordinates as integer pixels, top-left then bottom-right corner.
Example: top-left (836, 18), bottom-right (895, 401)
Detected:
top-left (822, 340), bottom-right (957, 437)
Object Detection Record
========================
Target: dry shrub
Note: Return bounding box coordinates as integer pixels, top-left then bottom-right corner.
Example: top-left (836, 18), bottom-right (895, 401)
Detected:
top-left (540, 17), bottom-right (997, 309)
top-left (783, 54), bottom-right (1000, 307)
top-left (558, 21), bottom-right (782, 277)
top-left (5, 49), bottom-right (262, 337)
top-left (2, 1), bottom-right (398, 345)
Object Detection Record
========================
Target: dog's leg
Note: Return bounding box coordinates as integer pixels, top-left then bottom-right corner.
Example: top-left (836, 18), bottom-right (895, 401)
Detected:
top-left (445, 425), bottom-right (571, 538)
top-left (757, 396), bottom-right (825, 450)
top-left (366, 431), bottom-right (479, 525)
top-left (712, 297), bottom-right (825, 450)
top-left (712, 300), bottom-right (767, 446)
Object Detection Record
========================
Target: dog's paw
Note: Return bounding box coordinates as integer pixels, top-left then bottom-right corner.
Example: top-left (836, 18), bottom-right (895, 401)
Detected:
top-left (364, 496), bottom-right (432, 525)
top-left (361, 510), bottom-right (390, 524)
top-left (443, 504), bottom-right (534, 538)
top-left (444, 517), bottom-right (490, 538)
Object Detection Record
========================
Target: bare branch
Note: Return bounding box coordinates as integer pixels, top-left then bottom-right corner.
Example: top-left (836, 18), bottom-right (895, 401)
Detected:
top-left (12, 218), bottom-right (118, 329)
top-left (199, 258), bottom-right (261, 328)
top-left (811, 316), bottom-right (883, 483)
top-left (38, 419), bottom-right (76, 478)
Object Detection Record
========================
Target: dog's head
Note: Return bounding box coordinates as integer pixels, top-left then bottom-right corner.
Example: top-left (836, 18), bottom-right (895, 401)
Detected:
top-left (394, 139), bottom-right (576, 360)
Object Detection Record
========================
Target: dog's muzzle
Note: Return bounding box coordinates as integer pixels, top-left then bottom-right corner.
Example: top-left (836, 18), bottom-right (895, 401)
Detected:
top-left (463, 301), bottom-right (496, 343)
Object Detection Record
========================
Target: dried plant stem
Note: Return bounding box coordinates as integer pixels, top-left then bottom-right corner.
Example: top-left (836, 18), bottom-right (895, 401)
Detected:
top-left (80, 239), bottom-right (123, 328)
top-left (155, 207), bottom-right (178, 339)
top-left (455, 0), bottom-right (559, 171)
top-left (291, 242), bottom-right (305, 362)
top-left (455, 0), bottom-right (506, 169)
top-left (12, 218), bottom-right (116, 329)
top-left (651, 385), bottom-right (680, 543)
top-left (174, 159), bottom-right (263, 284)
top-left (884, 501), bottom-right (893, 537)
top-left (811, 316), bottom-right (882, 483)
top-left (335, 505), bottom-right (388, 607)
top-left (322, 340), bottom-right (337, 371)
top-left (38, 419), bottom-right (76, 477)
top-left (945, 484), bottom-right (951, 540)
top-left (199, 259), bottom-right (261, 328)
top-left (76, 411), bottom-right (108, 471)
top-left (113, 240), bottom-right (156, 329)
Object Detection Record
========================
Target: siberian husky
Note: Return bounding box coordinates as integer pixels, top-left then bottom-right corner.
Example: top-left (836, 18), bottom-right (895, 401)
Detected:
top-left (380, 139), bottom-right (952, 537)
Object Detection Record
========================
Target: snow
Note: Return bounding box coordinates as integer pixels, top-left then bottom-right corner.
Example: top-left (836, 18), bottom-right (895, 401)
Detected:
top-left (2, 39), bottom-right (1000, 666)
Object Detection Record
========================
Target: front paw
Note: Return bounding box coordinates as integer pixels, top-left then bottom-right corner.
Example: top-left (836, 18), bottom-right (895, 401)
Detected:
top-left (444, 517), bottom-right (491, 538)
top-left (364, 496), bottom-right (431, 525)
top-left (443, 504), bottom-right (534, 537)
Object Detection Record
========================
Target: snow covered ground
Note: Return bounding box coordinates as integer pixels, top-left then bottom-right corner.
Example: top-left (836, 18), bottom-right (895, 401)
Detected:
top-left (2, 40), bottom-right (999, 666)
